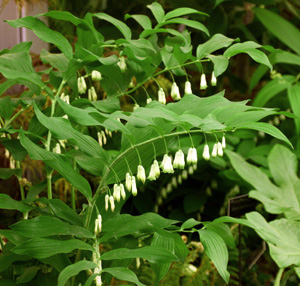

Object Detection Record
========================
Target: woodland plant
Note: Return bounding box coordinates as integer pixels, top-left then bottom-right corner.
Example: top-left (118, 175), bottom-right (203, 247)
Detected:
top-left (0, 2), bottom-right (293, 286)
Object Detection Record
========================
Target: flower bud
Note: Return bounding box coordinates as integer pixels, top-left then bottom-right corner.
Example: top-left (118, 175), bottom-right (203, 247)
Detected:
top-left (182, 170), bottom-right (188, 180)
top-left (147, 98), bottom-right (152, 104)
top-left (177, 174), bottom-right (182, 185)
top-left (184, 81), bottom-right (192, 94)
top-left (200, 74), bottom-right (207, 90)
top-left (167, 183), bottom-right (172, 193)
top-left (202, 144), bottom-right (210, 161)
top-left (94, 214), bottom-right (102, 235)
top-left (125, 172), bottom-right (132, 191)
top-left (120, 184), bottom-right (126, 200)
top-left (131, 176), bottom-right (138, 196)
top-left (148, 163), bottom-right (157, 181)
top-left (97, 132), bottom-right (103, 147)
top-left (109, 196), bottom-right (115, 212)
top-left (53, 143), bottom-right (61, 154)
top-left (188, 165), bottom-right (194, 175)
top-left (222, 135), bottom-right (226, 149)
top-left (137, 165), bottom-right (146, 184)
top-left (105, 194), bottom-right (109, 211)
top-left (171, 176), bottom-right (177, 188)
top-left (78, 77), bottom-right (87, 94)
top-left (171, 82), bottom-right (181, 101)
top-left (133, 104), bottom-right (140, 111)
top-left (153, 159), bottom-right (160, 178)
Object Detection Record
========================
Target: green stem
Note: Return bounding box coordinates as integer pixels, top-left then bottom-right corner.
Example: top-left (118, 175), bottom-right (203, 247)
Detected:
top-left (71, 160), bottom-right (77, 211)
top-left (4, 105), bottom-right (30, 129)
top-left (125, 59), bottom-right (210, 95)
top-left (274, 268), bottom-right (284, 286)
top-left (47, 170), bottom-right (53, 200)
top-left (15, 161), bottom-right (25, 201)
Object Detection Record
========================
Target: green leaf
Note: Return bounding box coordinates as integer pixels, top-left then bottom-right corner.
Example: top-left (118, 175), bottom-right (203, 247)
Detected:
top-left (40, 50), bottom-right (69, 72)
top-left (226, 146), bottom-right (300, 219)
top-left (102, 267), bottom-right (146, 286)
top-left (2, 139), bottom-right (27, 161)
top-left (197, 34), bottom-right (235, 59)
top-left (288, 84), bottom-right (300, 135)
top-left (100, 213), bottom-right (178, 242)
top-left (252, 76), bottom-right (294, 107)
top-left (164, 7), bottom-right (208, 20)
top-left (246, 212), bottom-right (300, 268)
top-left (16, 266), bottom-right (40, 284)
top-left (93, 13), bottom-right (131, 39)
top-left (125, 14), bottom-right (152, 30)
top-left (12, 238), bottom-right (93, 259)
top-left (0, 194), bottom-right (32, 212)
top-left (198, 229), bottom-right (230, 283)
top-left (0, 244), bottom-right (29, 272)
top-left (224, 42), bottom-right (272, 69)
top-left (6, 17), bottom-right (73, 59)
top-left (140, 28), bottom-right (188, 44)
top-left (207, 55), bottom-right (229, 77)
top-left (49, 199), bottom-right (83, 226)
top-left (254, 8), bottom-right (300, 55)
top-left (19, 129), bottom-right (92, 200)
top-left (0, 168), bottom-right (22, 180)
top-left (235, 122), bottom-right (292, 148)
top-left (181, 218), bottom-right (201, 230)
top-left (58, 261), bottom-right (97, 286)
top-left (157, 18), bottom-right (209, 36)
top-left (0, 96), bottom-right (14, 119)
top-left (10, 216), bottom-right (93, 238)
top-left (101, 246), bottom-right (178, 264)
top-left (0, 79), bottom-right (18, 96)
top-left (147, 2), bottom-right (165, 23)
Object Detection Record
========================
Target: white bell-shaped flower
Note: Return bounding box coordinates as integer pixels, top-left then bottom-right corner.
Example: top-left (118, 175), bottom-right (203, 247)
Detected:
top-left (161, 154), bottom-right (174, 173)
top-left (171, 82), bottom-right (181, 101)
top-left (173, 149), bottom-right (185, 169)
top-left (118, 56), bottom-right (127, 72)
top-left (217, 142), bottom-right (223, 157)
top-left (147, 98), bottom-right (152, 104)
top-left (113, 184), bottom-right (121, 202)
top-left (212, 143), bottom-right (218, 158)
top-left (109, 196), bottom-right (115, 212)
top-left (120, 184), bottom-right (126, 200)
top-left (148, 163), bottom-right (157, 181)
top-left (158, 88), bottom-right (166, 104)
top-left (188, 165), bottom-right (194, 175)
top-left (91, 70), bottom-right (102, 81)
top-left (187, 147), bottom-right (198, 164)
top-left (200, 74), bottom-right (207, 90)
top-left (211, 71), bottom-right (217, 86)
top-left (184, 81), bottom-right (192, 94)
top-left (94, 214), bottom-right (102, 234)
top-left (137, 165), bottom-right (146, 183)
top-left (202, 144), bottom-right (210, 161)
top-left (105, 194), bottom-right (109, 211)
top-left (222, 135), bottom-right (226, 149)
top-left (78, 77), bottom-right (87, 94)
top-left (153, 159), bottom-right (160, 178)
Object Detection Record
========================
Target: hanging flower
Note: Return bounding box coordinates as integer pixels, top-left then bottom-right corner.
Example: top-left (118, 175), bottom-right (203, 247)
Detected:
top-left (78, 77), bottom-right (87, 94)
top-left (161, 154), bottom-right (174, 173)
top-left (153, 159), bottom-right (160, 178)
top-left (125, 172), bottom-right (132, 191)
top-left (184, 81), bottom-right (192, 94)
top-left (88, 87), bottom-right (97, 101)
top-left (188, 165), bottom-right (194, 175)
top-left (222, 135), bottom-right (226, 149)
top-left (166, 183), bottom-right (172, 193)
top-left (131, 176), bottom-right (138, 196)
top-left (173, 149), bottom-right (185, 169)
top-left (211, 71), bottom-right (217, 86)
top-left (105, 194), bottom-right (109, 211)
top-left (113, 184), bottom-right (121, 202)
top-left (137, 165), bottom-right (146, 183)
top-left (202, 144), bottom-right (210, 161)
top-left (187, 147), bottom-right (198, 164)
top-left (182, 170), bottom-right (188, 180)
top-left (158, 88), bottom-right (166, 104)
top-left (200, 74), bottom-right (207, 90)
top-left (94, 214), bottom-right (102, 235)
top-left (217, 142), bottom-right (223, 157)
top-left (53, 143), bottom-right (61, 154)
top-left (118, 56), bottom-right (127, 72)
top-left (212, 143), bottom-right (218, 158)
top-left (109, 196), bottom-right (115, 212)
top-left (148, 163), bottom-right (158, 181)
top-left (171, 82), bottom-right (181, 101)
top-left (133, 104), bottom-right (140, 111)
top-left (147, 98), bottom-right (152, 104)
top-left (91, 70), bottom-right (102, 81)
top-left (120, 184), bottom-right (126, 200)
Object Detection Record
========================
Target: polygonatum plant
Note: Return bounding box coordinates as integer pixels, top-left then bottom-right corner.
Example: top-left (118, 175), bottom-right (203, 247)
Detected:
top-left (0, 2), bottom-right (292, 286)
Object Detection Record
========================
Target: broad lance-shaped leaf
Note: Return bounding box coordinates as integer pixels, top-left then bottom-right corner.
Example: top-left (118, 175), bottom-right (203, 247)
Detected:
top-left (147, 2), bottom-right (165, 23)
top-left (198, 228), bottom-right (230, 284)
top-left (246, 212), bottom-right (300, 269)
top-left (101, 246), bottom-right (178, 264)
top-left (254, 8), bottom-right (300, 56)
top-left (6, 16), bottom-right (73, 59)
top-left (93, 13), bottom-right (131, 40)
top-left (224, 41), bottom-right (272, 70)
top-left (102, 267), bottom-right (146, 286)
top-left (163, 7), bottom-right (209, 20)
top-left (34, 103), bottom-right (108, 160)
top-left (0, 168), bottom-right (22, 180)
top-left (0, 194), bottom-right (32, 213)
top-left (226, 146), bottom-right (300, 219)
top-left (288, 84), bottom-right (300, 135)
top-left (125, 14), bottom-right (152, 30)
top-left (58, 261), bottom-right (97, 286)
top-left (10, 216), bottom-right (93, 238)
top-left (11, 237), bottom-right (93, 259)
top-left (19, 129), bottom-right (92, 200)
top-left (196, 34), bottom-right (235, 59)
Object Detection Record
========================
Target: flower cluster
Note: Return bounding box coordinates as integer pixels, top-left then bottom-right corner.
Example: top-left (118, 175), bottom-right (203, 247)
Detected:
top-left (200, 72), bottom-right (218, 90)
